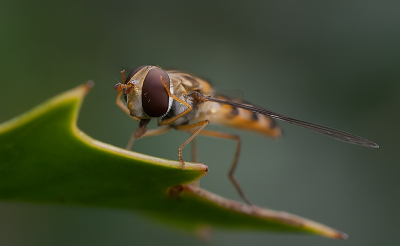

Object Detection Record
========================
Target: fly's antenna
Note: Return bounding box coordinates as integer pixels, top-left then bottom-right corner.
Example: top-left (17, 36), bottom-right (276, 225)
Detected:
top-left (114, 70), bottom-right (135, 93)
top-left (111, 75), bottom-right (121, 84)
top-left (121, 69), bottom-right (126, 84)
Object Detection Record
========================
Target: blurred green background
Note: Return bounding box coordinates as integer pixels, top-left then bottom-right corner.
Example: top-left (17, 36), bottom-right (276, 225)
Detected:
top-left (1, 0), bottom-right (399, 245)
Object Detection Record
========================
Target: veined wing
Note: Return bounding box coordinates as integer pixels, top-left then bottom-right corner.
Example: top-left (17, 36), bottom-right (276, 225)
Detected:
top-left (194, 92), bottom-right (379, 148)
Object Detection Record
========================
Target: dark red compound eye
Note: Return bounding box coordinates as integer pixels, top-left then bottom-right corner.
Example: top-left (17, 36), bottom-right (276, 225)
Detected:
top-left (142, 68), bottom-right (170, 117)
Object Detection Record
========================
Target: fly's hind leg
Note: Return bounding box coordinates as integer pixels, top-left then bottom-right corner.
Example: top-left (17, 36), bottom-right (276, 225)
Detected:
top-left (195, 130), bottom-right (251, 205)
top-left (175, 120), bottom-right (209, 170)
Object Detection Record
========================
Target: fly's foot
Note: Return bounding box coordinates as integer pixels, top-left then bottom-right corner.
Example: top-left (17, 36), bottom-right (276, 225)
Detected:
top-left (178, 149), bottom-right (186, 170)
top-left (180, 160), bottom-right (186, 170)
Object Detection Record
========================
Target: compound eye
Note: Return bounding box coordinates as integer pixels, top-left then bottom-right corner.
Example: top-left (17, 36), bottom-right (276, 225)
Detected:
top-left (142, 68), bottom-right (170, 117)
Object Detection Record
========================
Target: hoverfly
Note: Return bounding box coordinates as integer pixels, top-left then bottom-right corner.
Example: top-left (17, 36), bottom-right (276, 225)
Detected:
top-left (114, 65), bottom-right (378, 204)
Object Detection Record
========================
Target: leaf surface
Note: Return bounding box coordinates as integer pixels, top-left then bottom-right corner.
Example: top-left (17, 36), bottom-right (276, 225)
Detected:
top-left (0, 82), bottom-right (346, 239)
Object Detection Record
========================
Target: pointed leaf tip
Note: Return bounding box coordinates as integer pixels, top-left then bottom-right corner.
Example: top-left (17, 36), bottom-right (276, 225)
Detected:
top-left (84, 80), bottom-right (95, 93)
top-left (338, 232), bottom-right (349, 240)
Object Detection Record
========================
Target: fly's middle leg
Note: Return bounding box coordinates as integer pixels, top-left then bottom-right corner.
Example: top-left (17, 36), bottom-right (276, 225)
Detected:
top-left (195, 130), bottom-right (251, 205)
top-left (175, 120), bottom-right (209, 170)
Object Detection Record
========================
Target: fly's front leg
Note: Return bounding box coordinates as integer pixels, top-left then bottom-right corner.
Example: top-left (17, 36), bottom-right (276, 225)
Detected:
top-left (126, 126), bottom-right (171, 150)
top-left (157, 76), bottom-right (193, 126)
top-left (175, 120), bottom-right (209, 170)
top-left (115, 89), bottom-right (140, 121)
top-left (115, 69), bottom-right (140, 121)
top-left (196, 130), bottom-right (251, 205)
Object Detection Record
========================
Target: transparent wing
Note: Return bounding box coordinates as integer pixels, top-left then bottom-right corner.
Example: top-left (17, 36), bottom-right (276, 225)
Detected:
top-left (215, 90), bottom-right (244, 102)
top-left (196, 93), bottom-right (379, 148)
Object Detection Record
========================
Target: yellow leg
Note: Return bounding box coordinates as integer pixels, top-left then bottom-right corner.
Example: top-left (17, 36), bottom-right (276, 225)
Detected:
top-left (157, 76), bottom-right (193, 126)
top-left (116, 90), bottom-right (140, 121)
top-left (194, 129), bottom-right (251, 205)
top-left (175, 120), bottom-right (209, 170)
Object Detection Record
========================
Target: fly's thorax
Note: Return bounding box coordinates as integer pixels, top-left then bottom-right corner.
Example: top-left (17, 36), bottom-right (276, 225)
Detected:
top-left (124, 65), bottom-right (174, 119)
top-left (191, 101), bottom-right (221, 122)
top-left (167, 93), bottom-right (198, 127)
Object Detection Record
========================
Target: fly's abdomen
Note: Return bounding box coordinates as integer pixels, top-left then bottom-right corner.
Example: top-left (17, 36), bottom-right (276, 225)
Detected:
top-left (194, 97), bottom-right (281, 138)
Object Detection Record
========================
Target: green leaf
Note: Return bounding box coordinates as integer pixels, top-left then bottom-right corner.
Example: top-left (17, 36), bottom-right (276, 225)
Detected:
top-left (0, 82), bottom-right (347, 239)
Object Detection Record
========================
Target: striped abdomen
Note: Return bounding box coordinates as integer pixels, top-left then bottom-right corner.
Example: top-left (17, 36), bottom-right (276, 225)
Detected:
top-left (193, 95), bottom-right (281, 138)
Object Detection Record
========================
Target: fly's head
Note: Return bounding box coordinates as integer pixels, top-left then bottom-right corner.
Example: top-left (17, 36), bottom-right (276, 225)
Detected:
top-left (114, 65), bottom-right (173, 119)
